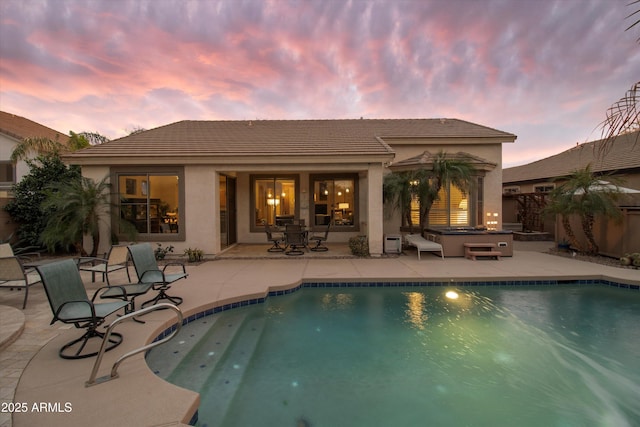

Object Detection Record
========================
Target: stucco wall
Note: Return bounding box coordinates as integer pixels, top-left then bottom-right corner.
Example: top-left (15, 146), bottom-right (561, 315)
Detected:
top-left (181, 166), bottom-right (217, 255)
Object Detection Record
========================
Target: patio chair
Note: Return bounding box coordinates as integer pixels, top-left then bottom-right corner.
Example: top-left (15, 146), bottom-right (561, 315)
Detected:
top-left (76, 245), bottom-right (131, 285)
top-left (36, 259), bottom-right (129, 359)
top-left (128, 243), bottom-right (188, 308)
top-left (0, 243), bottom-right (42, 262)
top-left (285, 224), bottom-right (308, 256)
top-left (265, 224), bottom-right (285, 252)
top-left (309, 223), bottom-right (330, 252)
top-left (0, 256), bottom-right (43, 309)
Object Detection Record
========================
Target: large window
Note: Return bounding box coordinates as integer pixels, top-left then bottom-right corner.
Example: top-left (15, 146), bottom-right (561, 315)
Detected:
top-left (253, 176), bottom-right (297, 227)
top-left (311, 175), bottom-right (357, 230)
top-left (115, 169), bottom-right (183, 238)
top-left (428, 183), bottom-right (470, 227)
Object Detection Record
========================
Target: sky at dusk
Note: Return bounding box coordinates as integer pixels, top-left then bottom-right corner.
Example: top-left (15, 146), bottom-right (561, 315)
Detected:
top-left (1, 0), bottom-right (638, 167)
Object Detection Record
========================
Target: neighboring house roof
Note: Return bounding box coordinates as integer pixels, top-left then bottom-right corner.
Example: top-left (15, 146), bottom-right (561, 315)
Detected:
top-left (66, 118), bottom-right (516, 164)
top-left (503, 131), bottom-right (640, 184)
top-left (0, 111), bottom-right (66, 142)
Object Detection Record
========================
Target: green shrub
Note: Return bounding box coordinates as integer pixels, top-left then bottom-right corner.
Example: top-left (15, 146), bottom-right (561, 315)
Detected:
top-left (348, 236), bottom-right (369, 257)
top-left (184, 247), bottom-right (204, 262)
top-left (154, 243), bottom-right (174, 260)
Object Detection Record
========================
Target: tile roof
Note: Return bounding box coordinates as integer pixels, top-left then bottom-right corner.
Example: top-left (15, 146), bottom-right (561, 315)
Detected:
top-left (0, 111), bottom-right (66, 142)
top-left (67, 118), bottom-right (515, 161)
top-left (503, 131), bottom-right (640, 184)
top-left (389, 150), bottom-right (497, 171)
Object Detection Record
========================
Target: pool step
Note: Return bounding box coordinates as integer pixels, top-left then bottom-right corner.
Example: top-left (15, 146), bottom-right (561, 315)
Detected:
top-left (196, 316), bottom-right (267, 427)
top-left (146, 310), bottom-right (249, 388)
top-left (145, 313), bottom-right (226, 380)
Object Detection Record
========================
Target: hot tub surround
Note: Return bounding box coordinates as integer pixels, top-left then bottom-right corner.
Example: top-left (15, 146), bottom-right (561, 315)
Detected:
top-left (426, 227), bottom-right (513, 257)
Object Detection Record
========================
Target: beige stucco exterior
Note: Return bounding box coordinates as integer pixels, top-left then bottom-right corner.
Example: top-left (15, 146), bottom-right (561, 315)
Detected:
top-left (67, 119), bottom-right (515, 258)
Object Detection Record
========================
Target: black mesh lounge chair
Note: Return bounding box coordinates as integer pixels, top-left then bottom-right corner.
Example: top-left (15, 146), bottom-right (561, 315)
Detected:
top-left (128, 243), bottom-right (188, 308)
top-left (36, 259), bottom-right (129, 359)
top-left (265, 224), bottom-right (285, 252)
top-left (285, 224), bottom-right (308, 256)
top-left (0, 256), bottom-right (42, 309)
top-left (77, 244), bottom-right (131, 285)
top-left (309, 223), bottom-right (330, 252)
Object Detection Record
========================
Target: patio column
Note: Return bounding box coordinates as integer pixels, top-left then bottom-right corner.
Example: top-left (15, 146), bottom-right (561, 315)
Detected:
top-left (367, 163), bottom-right (384, 256)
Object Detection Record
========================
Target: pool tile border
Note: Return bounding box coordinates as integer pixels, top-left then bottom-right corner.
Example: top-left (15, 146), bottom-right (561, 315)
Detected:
top-left (152, 278), bottom-right (639, 343)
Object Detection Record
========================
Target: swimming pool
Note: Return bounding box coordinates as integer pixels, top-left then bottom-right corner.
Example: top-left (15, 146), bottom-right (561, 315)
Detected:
top-left (146, 284), bottom-right (640, 427)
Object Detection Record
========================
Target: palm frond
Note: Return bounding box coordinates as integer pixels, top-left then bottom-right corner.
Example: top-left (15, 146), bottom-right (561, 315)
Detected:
top-left (598, 81), bottom-right (640, 155)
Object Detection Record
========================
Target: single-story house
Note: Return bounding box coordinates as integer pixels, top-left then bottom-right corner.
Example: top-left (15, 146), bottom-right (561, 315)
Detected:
top-left (502, 131), bottom-right (640, 256)
top-left (0, 111), bottom-right (67, 238)
top-left (65, 118), bottom-right (516, 256)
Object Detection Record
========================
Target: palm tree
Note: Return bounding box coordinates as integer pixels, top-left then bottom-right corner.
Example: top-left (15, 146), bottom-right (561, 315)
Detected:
top-left (420, 151), bottom-right (475, 228)
top-left (40, 176), bottom-right (113, 257)
top-left (384, 151), bottom-right (475, 234)
top-left (383, 169), bottom-right (424, 233)
top-left (10, 136), bottom-right (69, 162)
top-left (545, 165), bottom-right (623, 255)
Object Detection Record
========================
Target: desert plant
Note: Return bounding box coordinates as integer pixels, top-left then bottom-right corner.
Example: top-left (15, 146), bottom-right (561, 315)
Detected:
top-left (184, 247), bottom-right (204, 262)
top-left (40, 176), bottom-right (113, 256)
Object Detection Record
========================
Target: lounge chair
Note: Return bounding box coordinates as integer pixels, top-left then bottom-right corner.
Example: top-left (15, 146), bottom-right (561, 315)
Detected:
top-left (0, 256), bottom-right (43, 309)
top-left (76, 245), bottom-right (131, 285)
top-left (404, 234), bottom-right (444, 260)
top-left (36, 259), bottom-right (129, 359)
top-left (265, 224), bottom-right (285, 252)
top-left (309, 223), bottom-right (330, 252)
top-left (128, 243), bottom-right (188, 308)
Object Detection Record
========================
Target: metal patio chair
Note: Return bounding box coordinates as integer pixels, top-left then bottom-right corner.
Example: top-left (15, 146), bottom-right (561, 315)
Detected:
top-left (36, 259), bottom-right (129, 359)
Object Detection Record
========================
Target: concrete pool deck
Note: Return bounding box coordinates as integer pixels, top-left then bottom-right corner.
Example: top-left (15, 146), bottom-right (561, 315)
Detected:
top-left (1, 241), bottom-right (639, 427)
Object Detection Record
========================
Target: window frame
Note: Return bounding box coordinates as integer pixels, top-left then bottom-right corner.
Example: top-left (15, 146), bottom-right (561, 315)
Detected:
top-left (250, 174), bottom-right (300, 232)
top-left (111, 166), bottom-right (185, 242)
top-left (309, 173), bottom-right (359, 232)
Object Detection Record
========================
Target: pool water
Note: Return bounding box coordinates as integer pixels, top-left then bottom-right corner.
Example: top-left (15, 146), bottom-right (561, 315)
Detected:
top-left (146, 285), bottom-right (640, 427)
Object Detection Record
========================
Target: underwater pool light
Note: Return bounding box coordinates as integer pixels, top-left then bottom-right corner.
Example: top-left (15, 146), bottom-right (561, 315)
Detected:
top-left (445, 290), bottom-right (459, 300)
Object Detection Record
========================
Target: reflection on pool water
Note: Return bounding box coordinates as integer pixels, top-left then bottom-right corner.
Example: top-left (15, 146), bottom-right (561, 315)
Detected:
top-left (146, 285), bottom-right (640, 427)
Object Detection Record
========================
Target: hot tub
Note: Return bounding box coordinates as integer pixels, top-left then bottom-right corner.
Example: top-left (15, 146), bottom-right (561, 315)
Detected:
top-left (426, 227), bottom-right (513, 257)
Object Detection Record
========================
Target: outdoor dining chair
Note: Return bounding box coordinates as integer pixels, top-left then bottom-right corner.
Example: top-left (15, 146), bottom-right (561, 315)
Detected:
top-left (76, 244), bottom-right (131, 285)
top-left (0, 256), bottom-right (42, 309)
top-left (265, 223), bottom-right (285, 252)
top-left (285, 224), bottom-right (308, 256)
top-left (309, 223), bottom-right (331, 252)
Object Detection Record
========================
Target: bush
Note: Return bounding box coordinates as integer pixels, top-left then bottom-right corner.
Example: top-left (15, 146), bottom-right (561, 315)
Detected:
top-left (3, 154), bottom-right (81, 249)
top-left (154, 243), bottom-right (174, 260)
top-left (184, 247), bottom-right (204, 262)
top-left (348, 236), bottom-right (369, 257)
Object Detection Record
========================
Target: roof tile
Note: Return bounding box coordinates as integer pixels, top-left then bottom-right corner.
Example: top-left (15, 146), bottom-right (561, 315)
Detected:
top-left (503, 131), bottom-right (640, 183)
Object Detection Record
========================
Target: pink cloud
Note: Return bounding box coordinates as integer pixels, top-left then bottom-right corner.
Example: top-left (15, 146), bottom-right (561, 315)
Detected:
top-left (1, 0), bottom-right (637, 154)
